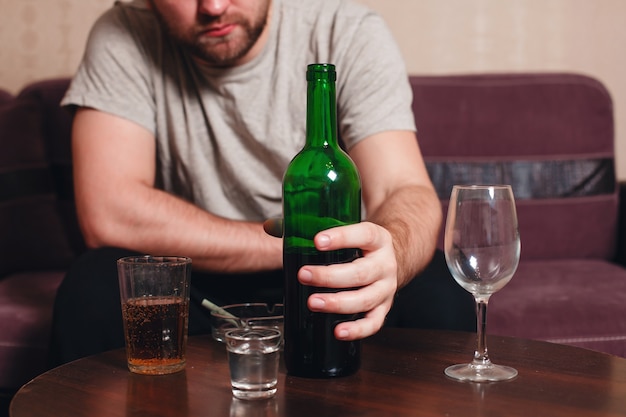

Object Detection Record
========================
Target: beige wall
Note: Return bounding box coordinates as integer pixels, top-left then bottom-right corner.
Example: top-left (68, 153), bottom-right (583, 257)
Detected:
top-left (361, 0), bottom-right (626, 179)
top-left (2, 0), bottom-right (625, 178)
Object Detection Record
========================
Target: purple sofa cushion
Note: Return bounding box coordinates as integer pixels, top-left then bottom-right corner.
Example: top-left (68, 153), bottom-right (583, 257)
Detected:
top-left (439, 194), bottom-right (618, 260)
top-left (0, 96), bottom-right (47, 168)
top-left (0, 89), bottom-right (12, 104)
top-left (0, 79), bottom-right (81, 390)
top-left (411, 73), bottom-right (617, 261)
top-left (19, 79), bottom-right (85, 258)
top-left (412, 73), bottom-right (613, 158)
top-left (18, 79), bottom-right (73, 165)
top-left (0, 271), bottom-right (64, 388)
top-left (490, 259), bottom-right (626, 357)
top-left (0, 79), bottom-right (81, 277)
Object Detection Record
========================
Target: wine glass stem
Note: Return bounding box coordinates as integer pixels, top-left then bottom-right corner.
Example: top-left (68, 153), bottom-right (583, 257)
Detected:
top-left (473, 297), bottom-right (492, 367)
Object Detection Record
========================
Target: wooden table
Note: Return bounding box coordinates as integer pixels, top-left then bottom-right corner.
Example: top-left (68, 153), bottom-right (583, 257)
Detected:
top-left (10, 328), bottom-right (626, 416)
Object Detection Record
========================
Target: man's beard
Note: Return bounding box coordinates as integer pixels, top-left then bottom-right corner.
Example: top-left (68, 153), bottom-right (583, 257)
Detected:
top-left (192, 19), bottom-right (266, 66)
top-left (152, 6), bottom-right (269, 67)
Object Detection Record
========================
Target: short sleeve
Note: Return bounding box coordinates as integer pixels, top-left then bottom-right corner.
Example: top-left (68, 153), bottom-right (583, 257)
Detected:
top-left (61, 5), bottom-right (158, 134)
top-left (333, 10), bottom-right (416, 149)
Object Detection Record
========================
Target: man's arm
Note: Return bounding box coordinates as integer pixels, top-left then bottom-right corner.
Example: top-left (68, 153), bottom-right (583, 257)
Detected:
top-left (72, 108), bottom-right (282, 273)
top-left (354, 130), bottom-right (442, 288)
top-left (298, 130), bottom-right (442, 339)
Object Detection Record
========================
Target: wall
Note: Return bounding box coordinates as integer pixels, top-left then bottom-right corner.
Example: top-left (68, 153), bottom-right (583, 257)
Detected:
top-left (0, 0), bottom-right (111, 91)
top-left (1, 0), bottom-right (625, 178)
top-left (360, 0), bottom-right (626, 179)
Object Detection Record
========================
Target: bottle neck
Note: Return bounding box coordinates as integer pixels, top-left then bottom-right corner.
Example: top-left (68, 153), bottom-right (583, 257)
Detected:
top-left (306, 64), bottom-right (338, 149)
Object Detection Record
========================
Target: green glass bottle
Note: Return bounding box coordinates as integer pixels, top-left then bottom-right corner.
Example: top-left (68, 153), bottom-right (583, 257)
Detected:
top-left (282, 63), bottom-right (362, 378)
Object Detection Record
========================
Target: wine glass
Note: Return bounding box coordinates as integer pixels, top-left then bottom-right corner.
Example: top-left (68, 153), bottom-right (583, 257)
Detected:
top-left (444, 185), bottom-right (521, 382)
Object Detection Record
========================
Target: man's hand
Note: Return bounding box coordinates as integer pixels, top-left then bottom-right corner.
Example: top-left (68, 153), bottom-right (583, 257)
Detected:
top-left (263, 218), bottom-right (397, 340)
top-left (296, 222), bottom-right (398, 341)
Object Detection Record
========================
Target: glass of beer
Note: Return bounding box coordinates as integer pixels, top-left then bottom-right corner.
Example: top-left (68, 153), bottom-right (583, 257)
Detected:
top-left (117, 255), bottom-right (191, 375)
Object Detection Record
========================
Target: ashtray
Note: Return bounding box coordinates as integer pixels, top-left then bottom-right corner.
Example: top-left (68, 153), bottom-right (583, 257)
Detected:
top-left (210, 303), bottom-right (284, 343)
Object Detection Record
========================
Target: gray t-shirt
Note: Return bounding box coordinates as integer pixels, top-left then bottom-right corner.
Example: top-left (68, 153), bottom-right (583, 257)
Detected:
top-left (62, 0), bottom-right (416, 222)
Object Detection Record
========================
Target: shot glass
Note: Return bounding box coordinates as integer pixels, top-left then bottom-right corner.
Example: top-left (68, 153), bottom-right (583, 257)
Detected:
top-left (225, 328), bottom-right (282, 400)
top-left (117, 255), bottom-right (191, 375)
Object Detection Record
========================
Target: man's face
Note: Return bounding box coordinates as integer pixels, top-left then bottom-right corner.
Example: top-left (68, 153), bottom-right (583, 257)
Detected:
top-left (148, 0), bottom-right (271, 67)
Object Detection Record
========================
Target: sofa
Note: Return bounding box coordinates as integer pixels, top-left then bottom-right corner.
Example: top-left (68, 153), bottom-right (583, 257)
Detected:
top-left (412, 73), bottom-right (626, 357)
top-left (1, 73), bottom-right (625, 395)
top-left (0, 79), bottom-right (85, 398)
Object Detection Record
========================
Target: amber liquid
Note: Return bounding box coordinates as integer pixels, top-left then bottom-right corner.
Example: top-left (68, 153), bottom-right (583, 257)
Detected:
top-left (283, 248), bottom-right (362, 378)
top-left (122, 296), bottom-right (188, 374)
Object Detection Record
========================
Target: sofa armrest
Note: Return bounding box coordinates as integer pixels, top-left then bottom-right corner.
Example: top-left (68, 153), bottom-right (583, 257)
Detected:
top-left (616, 181), bottom-right (626, 267)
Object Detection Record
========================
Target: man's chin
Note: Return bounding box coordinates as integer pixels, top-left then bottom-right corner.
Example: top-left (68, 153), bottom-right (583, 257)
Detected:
top-left (190, 40), bottom-right (254, 67)
top-left (192, 49), bottom-right (245, 67)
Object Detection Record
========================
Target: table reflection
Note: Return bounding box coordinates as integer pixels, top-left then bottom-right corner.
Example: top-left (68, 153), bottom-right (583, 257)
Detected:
top-left (126, 371), bottom-right (189, 416)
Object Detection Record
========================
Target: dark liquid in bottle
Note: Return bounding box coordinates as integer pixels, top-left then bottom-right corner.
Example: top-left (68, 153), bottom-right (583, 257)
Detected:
top-left (283, 248), bottom-right (361, 378)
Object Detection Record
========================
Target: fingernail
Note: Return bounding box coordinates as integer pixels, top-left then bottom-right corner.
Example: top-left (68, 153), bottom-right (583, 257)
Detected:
top-left (299, 268), bottom-right (313, 283)
top-left (317, 234), bottom-right (331, 248)
top-left (337, 329), bottom-right (349, 339)
top-left (309, 297), bottom-right (325, 309)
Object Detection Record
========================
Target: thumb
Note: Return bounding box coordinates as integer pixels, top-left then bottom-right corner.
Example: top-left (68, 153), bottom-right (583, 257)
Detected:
top-left (263, 217), bottom-right (283, 238)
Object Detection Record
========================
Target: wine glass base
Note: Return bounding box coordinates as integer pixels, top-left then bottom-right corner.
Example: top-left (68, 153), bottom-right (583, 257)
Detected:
top-left (445, 363), bottom-right (518, 382)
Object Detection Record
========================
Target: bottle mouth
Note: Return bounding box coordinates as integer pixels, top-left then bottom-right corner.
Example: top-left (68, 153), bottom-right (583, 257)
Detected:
top-left (307, 63), bottom-right (336, 81)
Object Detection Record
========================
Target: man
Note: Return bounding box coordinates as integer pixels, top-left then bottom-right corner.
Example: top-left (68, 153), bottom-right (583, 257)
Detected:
top-left (50, 0), bottom-right (475, 365)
